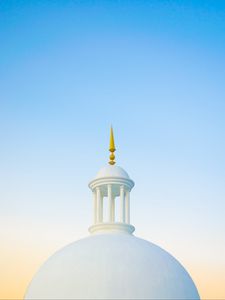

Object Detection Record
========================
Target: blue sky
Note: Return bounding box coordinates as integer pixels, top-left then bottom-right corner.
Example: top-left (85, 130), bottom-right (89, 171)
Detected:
top-left (0, 1), bottom-right (225, 298)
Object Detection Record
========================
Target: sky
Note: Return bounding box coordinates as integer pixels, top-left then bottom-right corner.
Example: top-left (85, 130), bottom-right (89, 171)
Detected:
top-left (0, 0), bottom-right (225, 299)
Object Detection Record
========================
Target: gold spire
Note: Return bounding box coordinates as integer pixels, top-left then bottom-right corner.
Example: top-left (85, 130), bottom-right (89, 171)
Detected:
top-left (109, 126), bottom-right (116, 165)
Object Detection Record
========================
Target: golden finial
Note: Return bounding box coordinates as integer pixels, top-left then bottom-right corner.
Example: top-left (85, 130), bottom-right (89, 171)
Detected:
top-left (109, 126), bottom-right (116, 165)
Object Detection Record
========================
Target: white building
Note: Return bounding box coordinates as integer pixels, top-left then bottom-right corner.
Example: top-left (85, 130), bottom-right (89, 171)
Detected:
top-left (25, 128), bottom-right (200, 299)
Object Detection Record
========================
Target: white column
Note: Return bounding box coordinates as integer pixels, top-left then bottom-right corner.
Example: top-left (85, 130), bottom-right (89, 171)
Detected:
top-left (100, 195), bottom-right (103, 223)
top-left (96, 187), bottom-right (102, 223)
top-left (108, 184), bottom-right (113, 222)
top-left (125, 190), bottom-right (130, 224)
top-left (93, 190), bottom-right (97, 224)
top-left (111, 196), bottom-right (115, 222)
top-left (120, 185), bottom-right (125, 222)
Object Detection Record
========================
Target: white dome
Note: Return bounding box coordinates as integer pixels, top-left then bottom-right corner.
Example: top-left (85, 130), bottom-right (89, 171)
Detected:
top-left (25, 232), bottom-right (200, 300)
top-left (95, 165), bottom-right (130, 179)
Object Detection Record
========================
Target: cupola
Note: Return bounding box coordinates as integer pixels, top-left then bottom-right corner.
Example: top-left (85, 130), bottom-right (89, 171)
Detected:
top-left (88, 127), bottom-right (135, 234)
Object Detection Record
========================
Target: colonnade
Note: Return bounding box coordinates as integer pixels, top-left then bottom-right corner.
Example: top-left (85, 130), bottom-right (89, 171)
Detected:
top-left (92, 184), bottom-right (130, 224)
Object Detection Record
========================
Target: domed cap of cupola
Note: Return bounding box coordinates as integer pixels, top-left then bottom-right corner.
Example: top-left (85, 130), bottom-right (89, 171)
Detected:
top-left (95, 165), bottom-right (130, 180)
top-left (89, 164), bottom-right (134, 191)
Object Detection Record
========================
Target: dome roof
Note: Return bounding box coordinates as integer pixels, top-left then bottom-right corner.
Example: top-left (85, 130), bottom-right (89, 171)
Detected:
top-left (25, 233), bottom-right (200, 300)
top-left (95, 165), bottom-right (130, 179)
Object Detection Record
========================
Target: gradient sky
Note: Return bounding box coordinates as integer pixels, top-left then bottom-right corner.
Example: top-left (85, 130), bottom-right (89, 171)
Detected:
top-left (0, 1), bottom-right (225, 299)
